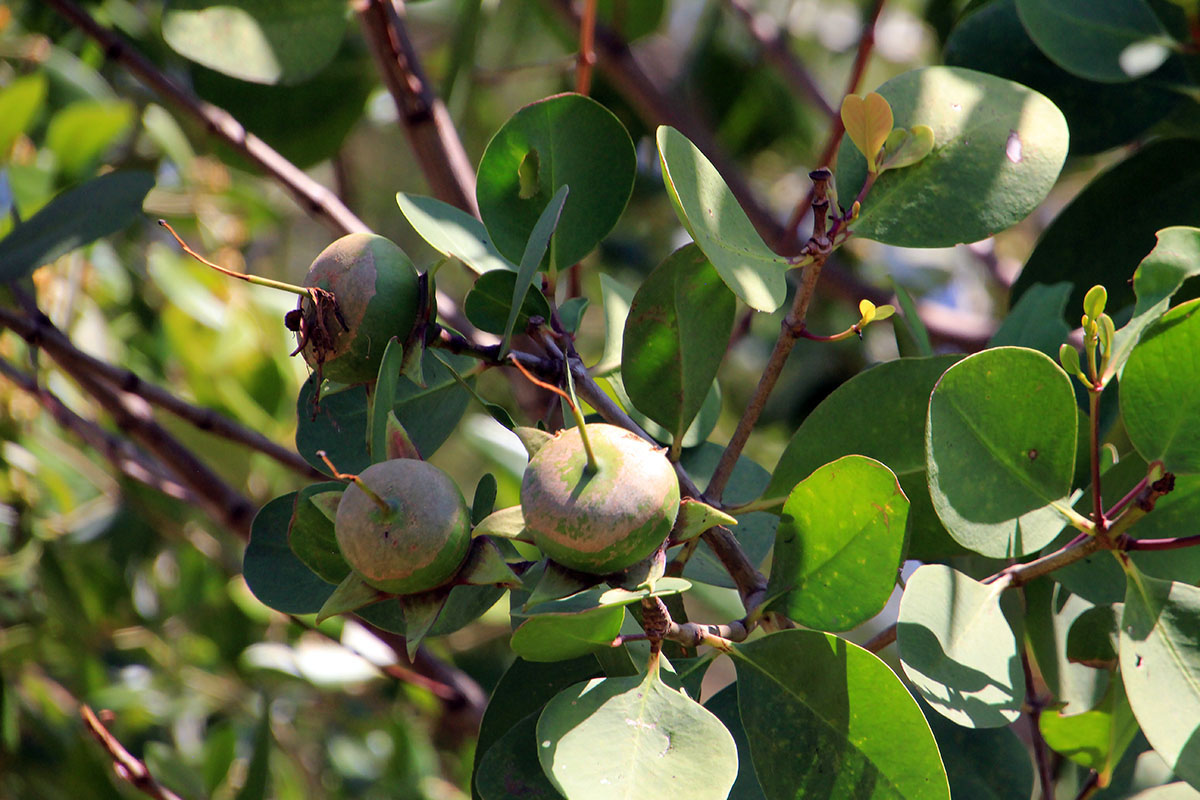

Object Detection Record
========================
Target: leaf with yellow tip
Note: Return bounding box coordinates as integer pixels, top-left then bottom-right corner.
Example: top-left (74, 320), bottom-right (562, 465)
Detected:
top-left (841, 92), bottom-right (893, 172)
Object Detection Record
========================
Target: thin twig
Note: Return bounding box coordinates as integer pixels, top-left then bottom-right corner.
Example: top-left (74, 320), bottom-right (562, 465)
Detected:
top-left (1074, 771), bottom-right (1101, 800)
top-left (355, 0), bottom-right (479, 216)
top-left (778, 0), bottom-right (887, 254)
top-left (0, 306), bottom-right (323, 480)
top-left (0, 307), bottom-right (257, 537)
top-left (1122, 533), bottom-right (1200, 551)
top-left (288, 616), bottom-right (461, 701)
top-left (80, 705), bottom-right (186, 800)
top-left (42, 0), bottom-right (369, 237)
top-left (542, 0), bottom-right (785, 244)
top-left (575, 0), bottom-right (598, 95)
top-left (724, 0), bottom-right (835, 117)
top-left (0, 357), bottom-right (197, 503)
top-left (1023, 647), bottom-right (1057, 800)
top-left (706, 169), bottom-right (834, 502)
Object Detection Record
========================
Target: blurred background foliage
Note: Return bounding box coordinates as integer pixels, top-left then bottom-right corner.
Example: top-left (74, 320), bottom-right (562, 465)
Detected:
top-left (0, 0), bottom-right (1196, 797)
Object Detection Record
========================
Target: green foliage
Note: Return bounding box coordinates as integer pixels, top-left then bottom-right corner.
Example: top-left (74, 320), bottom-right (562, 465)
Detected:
top-left (10, 1), bottom-right (1200, 798)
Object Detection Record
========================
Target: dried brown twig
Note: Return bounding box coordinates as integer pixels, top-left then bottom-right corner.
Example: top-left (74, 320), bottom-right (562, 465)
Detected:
top-left (81, 705), bottom-right (185, 800)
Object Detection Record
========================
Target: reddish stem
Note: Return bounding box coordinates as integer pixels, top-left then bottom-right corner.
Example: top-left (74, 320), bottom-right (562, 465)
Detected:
top-left (576, 0), bottom-right (598, 95)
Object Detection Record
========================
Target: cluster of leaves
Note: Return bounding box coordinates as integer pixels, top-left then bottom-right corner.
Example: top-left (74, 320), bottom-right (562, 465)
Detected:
top-left (5, 0), bottom-right (1200, 799)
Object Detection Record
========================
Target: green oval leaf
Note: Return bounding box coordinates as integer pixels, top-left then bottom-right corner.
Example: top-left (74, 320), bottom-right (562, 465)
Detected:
top-left (1122, 299), bottom-right (1200, 474)
top-left (0, 73), bottom-right (47, 155)
top-left (897, 564), bottom-right (1026, 728)
top-left (45, 99), bottom-right (135, 178)
top-left (288, 482), bottom-right (349, 585)
top-left (1039, 673), bottom-right (1138, 777)
top-left (476, 93), bottom-right (634, 270)
top-left (464, 269), bottom-right (552, 335)
top-left (926, 347), bottom-right (1077, 557)
top-left (1106, 227), bottom-right (1200, 382)
top-left (704, 686), bottom-right (767, 800)
top-left (656, 125), bottom-right (790, 311)
top-left (476, 713), bottom-right (560, 800)
top-left (945, 0), bottom-right (1184, 155)
top-left (766, 455), bottom-right (909, 632)
top-left (510, 600), bottom-right (625, 663)
top-left (1012, 140), bottom-right (1200, 316)
top-left (0, 171), bottom-right (153, 282)
top-left (392, 349), bottom-right (476, 459)
top-left (621, 244), bottom-right (736, 444)
top-left (163, 0), bottom-right (347, 85)
top-left (836, 66), bottom-right (1068, 247)
top-left (473, 655), bottom-right (602, 796)
top-left (537, 669), bottom-right (738, 800)
top-left (500, 185), bottom-right (568, 355)
top-left (1121, 567), bottom-right (1200, 790)
top-left (397, 193), bottom-right (514, 275)
top-left (295, 379), bottom-right (370, 477)
top-left (732, 629), bottom-right (950, 800)
top-left (920, 697), bottom-right (1034, 799)
top-left (1015, 0), bottom-right (1172, 83)
top-left (243, 493), bottom-right (335, 615)
top-left (768, 355), bottom-right (964, 561)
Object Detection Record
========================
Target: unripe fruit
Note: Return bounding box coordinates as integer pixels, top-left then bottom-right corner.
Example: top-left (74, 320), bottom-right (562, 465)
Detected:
top-left (335, 459), bottom-right (471, 594)
top-left (300, 233), bottom-right (419, 384)
top-left (520, 424), bottom-right (680, 574)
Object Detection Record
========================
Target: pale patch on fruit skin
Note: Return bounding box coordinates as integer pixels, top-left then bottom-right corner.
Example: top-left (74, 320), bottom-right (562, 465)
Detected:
top-left (301, 233), bottom-right (419, 385)
top-left (520, 423), bottom-right (680, 574)
top-left (335, 459), bottom-right (471, 594)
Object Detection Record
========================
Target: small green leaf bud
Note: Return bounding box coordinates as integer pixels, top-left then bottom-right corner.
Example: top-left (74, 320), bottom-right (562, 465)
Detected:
top-left (1059, 343), bottom-right (1083, 377)
top-left (1083, 285), bottom-right (1107, 321)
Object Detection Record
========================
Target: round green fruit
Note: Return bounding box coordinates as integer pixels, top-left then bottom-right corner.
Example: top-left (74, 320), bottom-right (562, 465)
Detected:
top-left (299, 233), bottom-right (419, 384)
top-left (335, 459), bottom-right (471, 595)
top-left (520, 423), bottom-right (680, 574)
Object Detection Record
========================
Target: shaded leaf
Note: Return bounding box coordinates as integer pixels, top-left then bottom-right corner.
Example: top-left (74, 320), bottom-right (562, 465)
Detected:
top-left (621, 244), bottom-right (736, 443)
top-left (990, 281), bottom-right (1072, 358)
top-left (295, 379), bottom-right (370, 477)
top-left (163, 0), bottom-right (347, 85)
top-left (243, 493), bottom-right (335, 615)
top-left (1121, 299), bottom-right (1200, 473)
top-left (945, 0), bottom-right (1184, 155)
top-left (732, 629), bottom-right (950, 800)
top-left (288, 482), bottom-right (349, 585)
top-left (897, 564), bottom-right (1025, 728)
top-left (1015, 0), bottom-right (1172, 83)
top-left (0, 171), bottom-right (153, 282)
top-left (464, 269), bottom-right (551, 334)
top-left (1012, 141), bottom-right (1200, 315)
top-left (1041, 677), bottom-right (1139, 782)
top-left (768, 356), bottom-right (964, 560)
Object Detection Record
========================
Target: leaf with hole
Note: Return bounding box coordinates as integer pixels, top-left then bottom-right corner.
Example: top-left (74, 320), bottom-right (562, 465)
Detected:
top-left (1120, 567), bottom-right (1200, 791)
top-left (477, 93), bottom-right (634, 270)
top-left (836, 66), bottom-right (1068, 247)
